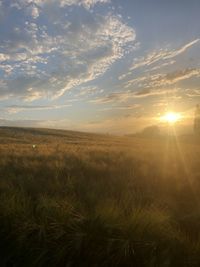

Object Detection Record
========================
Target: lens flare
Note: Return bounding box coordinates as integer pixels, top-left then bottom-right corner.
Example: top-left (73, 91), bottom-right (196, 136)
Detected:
top-left (160, 112), bottom-right (182, 124)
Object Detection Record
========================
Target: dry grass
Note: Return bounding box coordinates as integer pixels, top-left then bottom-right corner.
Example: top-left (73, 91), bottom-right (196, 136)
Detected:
top-left (0, 127), bottom-right (200, 266)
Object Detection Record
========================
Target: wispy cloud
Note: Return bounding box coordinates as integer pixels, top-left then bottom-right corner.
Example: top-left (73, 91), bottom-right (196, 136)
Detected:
top-left (164, 39), bottom-right (200, 59)
top-left (184, 88), bottom-right (200, 97)
top-left (99, 104), bottom-right (141, 111)
top-left (119, 39), bottom-right (200, 83)
top-left (130, 39), bottom-right (200, 72)
top-left (90, 90), bottom-right (133, 104)
top-left (125, 68), bottom-right (200, 97)
top-left (0, 1), bottom-right (136, 101)
top-left (149, 68), bottom-right (200, 87)
top-left (91, 85), bottom-right (180, 103)
top-left (133, 87), bottom-right (179, 98)
top-left (3, 104), bottom-right (71, 114)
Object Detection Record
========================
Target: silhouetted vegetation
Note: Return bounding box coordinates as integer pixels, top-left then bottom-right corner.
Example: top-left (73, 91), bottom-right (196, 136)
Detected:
top-left (0, 127), bottom-right (200, 267)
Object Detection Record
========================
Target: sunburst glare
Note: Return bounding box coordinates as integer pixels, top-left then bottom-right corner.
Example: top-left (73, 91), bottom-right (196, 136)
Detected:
top-left (160, 112), bottom-right (182, 124)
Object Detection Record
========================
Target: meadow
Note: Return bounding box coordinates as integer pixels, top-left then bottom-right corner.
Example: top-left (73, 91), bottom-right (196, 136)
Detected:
top-left (0, 127), bottom-right (200, 267)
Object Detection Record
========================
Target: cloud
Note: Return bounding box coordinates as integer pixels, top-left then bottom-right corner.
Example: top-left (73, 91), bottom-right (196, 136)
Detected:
top-left (90, 90), bottom-right (133, 104)
top-left (91, 86), bottom-right (179, 103)
top-left (164, 39), bottom-right (200, 59)
top-left (75, 86), bottom-right (103, 97)
top-left (99, 104), bottom-right (141, 111)
top-left (90, 67), bottom-right (200, 105)
top-left (60, 0), bottom-right (111, 9)
top-left (124, 76), bottom-right (150, 89)
top-left (150, 68), bottom-right (200, 87)
top-left (3, 104), bottom-right (71, 114)
top-left (118, 39), bottom-right (200, 97)
top-left (128, 39), bottom-right (200, 73)
top-left (184, 88), bottom-right (200, 97)
top-left (10, 0), bottom-right (111, 15)
top-left (0, 53), bottom-right (10, 62)
top-left (0, 1), bottom-right (136, 101)
top-left (125, 68), bottom-right (200, 95)
top-left (147, 60), bottom-right (176, 72)
top-left (133, 87), bottom-right (179, 98)
top-left (27, 5), bottom-right (40, 19)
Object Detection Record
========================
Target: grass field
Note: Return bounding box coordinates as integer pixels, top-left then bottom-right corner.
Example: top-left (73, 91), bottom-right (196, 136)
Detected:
top-left (0, 127), bottom-right (200, 267)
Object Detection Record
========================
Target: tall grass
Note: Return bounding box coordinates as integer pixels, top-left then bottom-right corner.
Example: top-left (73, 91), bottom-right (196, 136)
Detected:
top-left (0, 128), bottom-right (200, 266)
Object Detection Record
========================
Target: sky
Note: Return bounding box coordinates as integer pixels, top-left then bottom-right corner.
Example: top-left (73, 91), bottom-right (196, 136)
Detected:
top-left (0, 0), bottom-right (200, 134)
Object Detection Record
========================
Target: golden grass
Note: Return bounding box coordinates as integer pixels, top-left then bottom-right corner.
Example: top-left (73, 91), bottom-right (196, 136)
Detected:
top-left (0, 127), bottom-right (200, 266)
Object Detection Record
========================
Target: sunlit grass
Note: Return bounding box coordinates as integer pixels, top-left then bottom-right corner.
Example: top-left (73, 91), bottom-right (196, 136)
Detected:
top-left (0, 128), bottom-right (200, 266)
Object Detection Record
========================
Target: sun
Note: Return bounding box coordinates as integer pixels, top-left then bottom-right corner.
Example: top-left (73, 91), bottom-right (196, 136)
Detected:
top-left (160, 112), bottom-right (181, 124)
